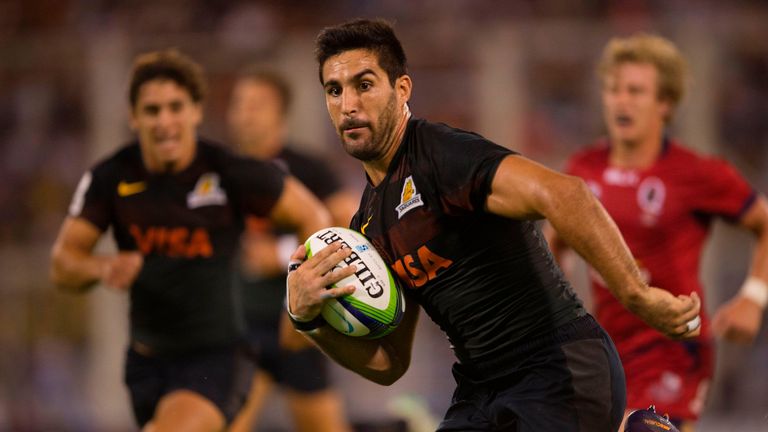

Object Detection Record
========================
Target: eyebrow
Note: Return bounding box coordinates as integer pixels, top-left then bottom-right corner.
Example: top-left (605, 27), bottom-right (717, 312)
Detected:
top-left (324, 68), bottom-right (378, 88)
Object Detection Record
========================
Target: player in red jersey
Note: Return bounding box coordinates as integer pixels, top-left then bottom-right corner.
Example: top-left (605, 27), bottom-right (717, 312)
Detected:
top-left (547, 34), bottom-right (768, 431)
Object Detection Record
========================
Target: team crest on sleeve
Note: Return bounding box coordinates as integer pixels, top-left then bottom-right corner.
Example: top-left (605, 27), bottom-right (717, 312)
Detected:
top-left (187, 172), bottom-right (228, 208)
top-left (395, 175), bottom-right (424, 218)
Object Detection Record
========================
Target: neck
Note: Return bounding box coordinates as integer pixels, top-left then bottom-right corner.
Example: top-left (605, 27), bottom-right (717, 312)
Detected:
top-left (143, 139), bottom-right (196, 174)
top-left (364, 106), bottom-right (411, 186)
top-left (609, 134), bottom-right (664, 169)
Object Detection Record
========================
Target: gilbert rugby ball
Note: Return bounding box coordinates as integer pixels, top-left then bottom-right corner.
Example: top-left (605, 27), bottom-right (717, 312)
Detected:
top-left (305, 227), bottom-right (405, 339)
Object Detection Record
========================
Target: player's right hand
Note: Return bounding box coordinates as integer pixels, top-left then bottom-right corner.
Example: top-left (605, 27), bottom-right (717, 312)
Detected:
top-left (102, 252), bottom-right (143, 291)
top-left (642, 288), bottom-right (701, 339)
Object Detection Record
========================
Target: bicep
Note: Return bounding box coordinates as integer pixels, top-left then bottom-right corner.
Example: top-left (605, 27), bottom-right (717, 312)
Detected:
top-left (52, 217), bottom-right (103, 258)
top-left (485, 155), bottom-right (583, 221)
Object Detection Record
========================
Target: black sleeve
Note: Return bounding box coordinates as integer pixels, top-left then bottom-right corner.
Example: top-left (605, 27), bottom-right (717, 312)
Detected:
top-left (424, 128), bottom-right (513, 213)
top-left (68, 163), bottom-right (114, 232)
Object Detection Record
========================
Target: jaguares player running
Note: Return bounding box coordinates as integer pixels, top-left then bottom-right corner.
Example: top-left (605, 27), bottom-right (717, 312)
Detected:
top-left (285, 19), bottom-right (702, 432)
top-left (49, 50), bottom-right (331, 432)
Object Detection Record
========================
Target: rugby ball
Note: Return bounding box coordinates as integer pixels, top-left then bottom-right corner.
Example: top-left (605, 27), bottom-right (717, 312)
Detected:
top-left (304, 227), bottom-right (405, 339)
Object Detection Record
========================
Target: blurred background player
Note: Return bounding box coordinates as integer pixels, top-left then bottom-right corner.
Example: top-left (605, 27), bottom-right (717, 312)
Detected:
top-left (546, 33), bottom-right (768, 431)
top-left (49, 50), bottom-right (331, 432)
top-left (286, 19), bottom-right (703, 432)
top-left (226, 68), bottom-right (357, 432)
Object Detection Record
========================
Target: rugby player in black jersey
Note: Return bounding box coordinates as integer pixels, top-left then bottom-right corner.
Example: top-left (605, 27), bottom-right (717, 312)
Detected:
top-left (49, 50), bottom-right (331, 432)
top-left (285, 19), bottom-right (702, 431)
top-left (226, 68), bottom-right (356, 432)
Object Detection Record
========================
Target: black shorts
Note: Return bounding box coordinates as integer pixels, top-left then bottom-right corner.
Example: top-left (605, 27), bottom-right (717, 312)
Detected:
top-left (244, 318), bottom-right (330, 393)
top-left (438, 315), bottom-right (626, 432)
top-left (124, 344), bottom-right (253, 427)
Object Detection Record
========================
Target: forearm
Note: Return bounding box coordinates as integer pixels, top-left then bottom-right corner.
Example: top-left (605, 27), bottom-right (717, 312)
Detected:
top-left (741, 196), bottom-right (768, 308)
top-left (747, 217), bottom-right (768, 284)
top-left (545, 179), bottom-right (647, 308)
top-left (50, 247), bottom-right (106, 292)
top-left (303, 327), bottom-right (408, 385)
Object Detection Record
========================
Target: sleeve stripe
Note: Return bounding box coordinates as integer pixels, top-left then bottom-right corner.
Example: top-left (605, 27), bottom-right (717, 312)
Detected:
top-left (734, 190), bottom-right (758, 222)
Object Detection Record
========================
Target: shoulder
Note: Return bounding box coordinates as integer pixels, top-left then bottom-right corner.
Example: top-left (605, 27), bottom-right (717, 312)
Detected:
top-left (664, 140), bottom-right (736, 173)
top-left (89, 141), bottom-right (141, 179)
top-left (196, 138), bottom-right (237, 164)
top-left (279, 146), bottom-right (333, 174)
top-left (197, 138), bottom-right (272, 172)
top-left (410, 118), bottom-right (499, 147)
top-left (406, 118), bottom-right (514, 163)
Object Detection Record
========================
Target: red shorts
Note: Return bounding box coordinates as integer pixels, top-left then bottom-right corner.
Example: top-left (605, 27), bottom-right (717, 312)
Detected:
top-left (622, 339), bottom-right (713, 421)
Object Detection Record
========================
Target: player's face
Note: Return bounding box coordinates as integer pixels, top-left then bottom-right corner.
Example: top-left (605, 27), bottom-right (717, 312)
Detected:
top-left (602, 62), bottom-right (670, 147)
top-left (227, 79), bottom-right (283, 154)
top-left (322, 49), bottom-right (410, 162)
top-left (130, 79), bottom-right (202, 173)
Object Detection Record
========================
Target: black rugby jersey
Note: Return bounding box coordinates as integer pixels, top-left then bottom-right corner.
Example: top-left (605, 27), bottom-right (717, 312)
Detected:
top-left (236, 146), bottom-right (345, 322)
top-left (70, 139), bottom-right (285, 354)
top-left (350, 118), bottom-right (586, 381)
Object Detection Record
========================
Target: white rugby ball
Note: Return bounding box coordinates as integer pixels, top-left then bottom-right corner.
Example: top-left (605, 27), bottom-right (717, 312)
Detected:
top-left (305, 227), bottom-right (405, 339)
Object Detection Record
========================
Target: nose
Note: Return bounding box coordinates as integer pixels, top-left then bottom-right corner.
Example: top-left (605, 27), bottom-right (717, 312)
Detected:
top-left (340, 90), bottom-right (359, 117)
top-left (156, 107), bottom-right (175, 128)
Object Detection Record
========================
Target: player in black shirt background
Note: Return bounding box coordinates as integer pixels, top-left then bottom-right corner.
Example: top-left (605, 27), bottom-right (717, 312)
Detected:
top-left (286, 19), bottom-right (703, 431)
top-left (226, 67), bottom-right (356, 432)
top-left (49, 50), bottom-right (331, 432)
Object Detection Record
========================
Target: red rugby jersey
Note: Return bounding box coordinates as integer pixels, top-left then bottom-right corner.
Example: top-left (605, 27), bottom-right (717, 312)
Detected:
top-left (565, 138), bottom-right (756, 356)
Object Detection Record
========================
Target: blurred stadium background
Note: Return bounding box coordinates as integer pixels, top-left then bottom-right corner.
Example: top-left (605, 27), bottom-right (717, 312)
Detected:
top-left (1, 1), bottom-right (767, 431)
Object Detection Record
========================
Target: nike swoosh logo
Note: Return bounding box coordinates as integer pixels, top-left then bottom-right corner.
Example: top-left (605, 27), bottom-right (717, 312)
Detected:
top-left (328, 303), bottom-right (355, 334)
top-left (361, 215), bottom-right (373, 235)
top-left (118, 181), bottom-right (147, 197)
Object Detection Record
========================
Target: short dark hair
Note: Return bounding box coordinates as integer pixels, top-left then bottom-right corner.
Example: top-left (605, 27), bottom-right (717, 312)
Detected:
top-left (236, 67), bottom-right (292, 114)
top-left (315, 18), bottom-right (408, 86)
top-left (128, 49), bottom-right (206, 108)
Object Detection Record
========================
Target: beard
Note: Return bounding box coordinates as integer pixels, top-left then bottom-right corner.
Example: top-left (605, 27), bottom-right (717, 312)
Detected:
top-left (340, 92), bottom-right (399, 162)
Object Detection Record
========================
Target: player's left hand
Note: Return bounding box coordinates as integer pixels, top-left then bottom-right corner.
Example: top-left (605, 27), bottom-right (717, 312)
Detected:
top-left (712, 295), bottom-right (763, 344)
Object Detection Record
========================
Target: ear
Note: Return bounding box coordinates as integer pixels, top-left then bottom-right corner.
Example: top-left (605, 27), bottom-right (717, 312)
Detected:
top-left (658, 98), bottom-right (673, 122)
top-left (395, 74), bottom-right (412, 106)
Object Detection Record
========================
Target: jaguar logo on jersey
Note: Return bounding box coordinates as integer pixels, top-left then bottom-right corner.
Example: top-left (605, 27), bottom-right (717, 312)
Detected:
top-left (187, 173), bottom-right (227, 209)
top-left (637, 176), bottom-right (666, 226)
top-left (395, 176), bottom-right (424, 219)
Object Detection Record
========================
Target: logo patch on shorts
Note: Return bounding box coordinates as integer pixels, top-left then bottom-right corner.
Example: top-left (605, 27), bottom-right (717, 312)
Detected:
top-left (187, 173), bottom-right (227, 208)
top-left (396, 176), bottom-right (423, 218)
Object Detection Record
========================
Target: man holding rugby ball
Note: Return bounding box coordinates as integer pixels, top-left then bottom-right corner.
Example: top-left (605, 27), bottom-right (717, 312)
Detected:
top-left (286, 19), bottom-right (702, 432)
